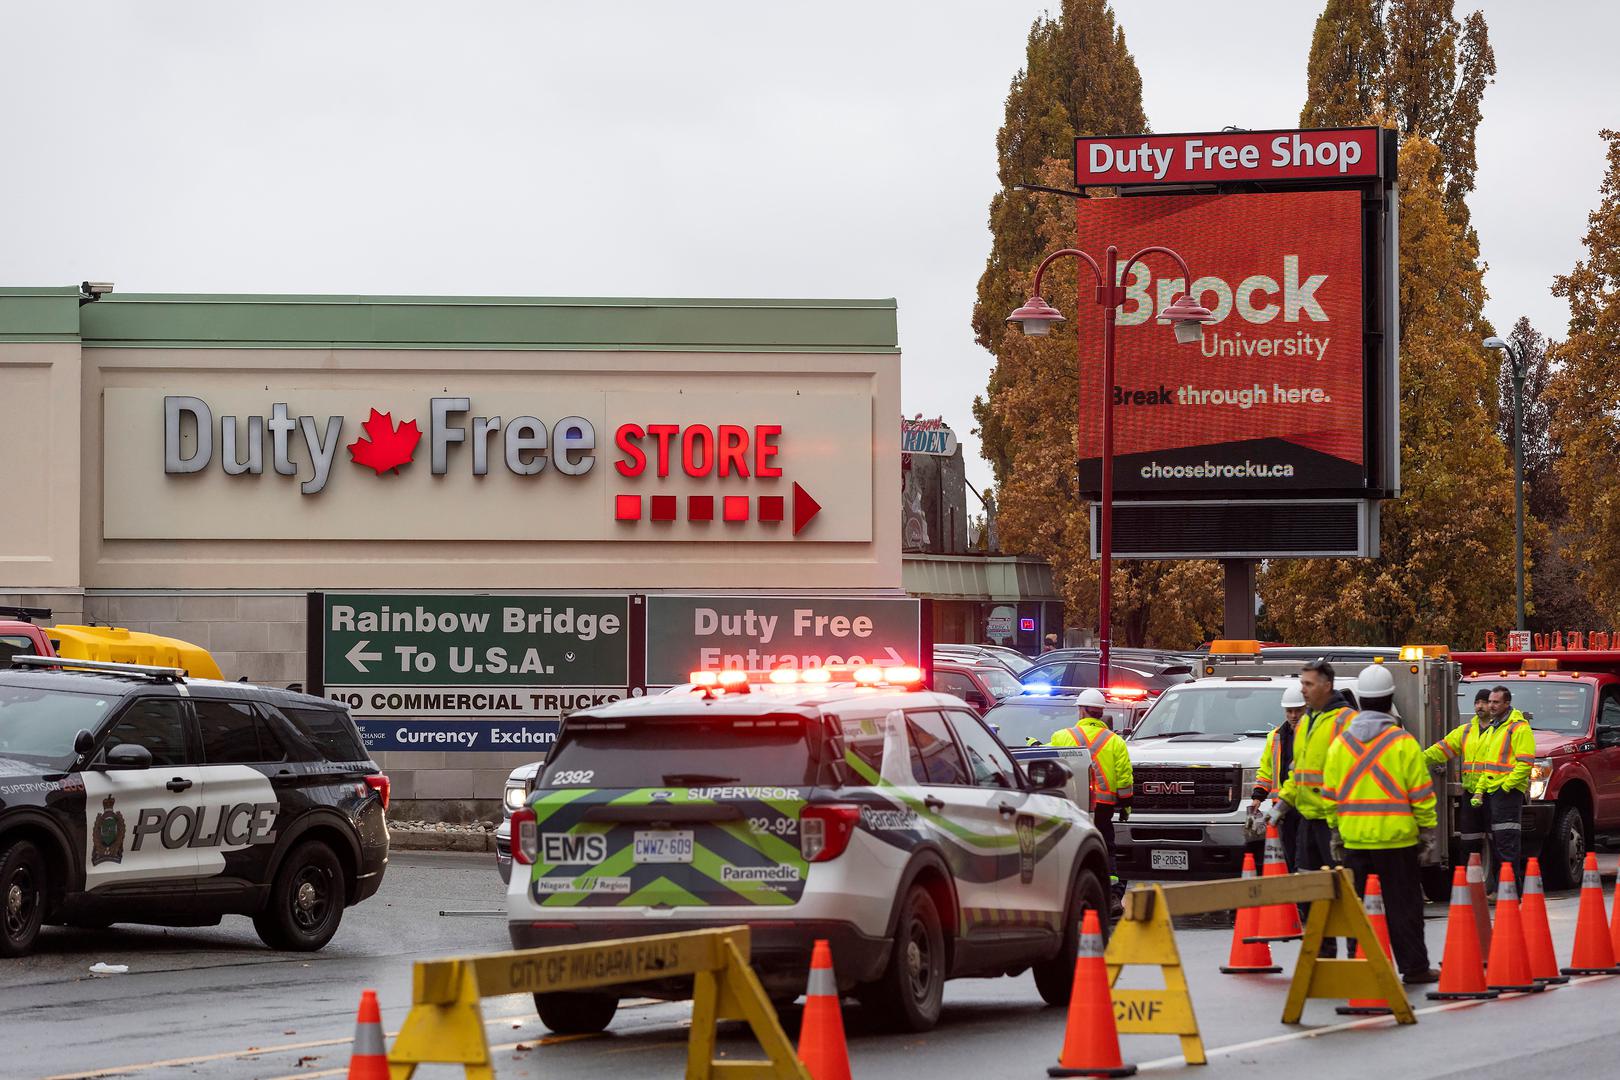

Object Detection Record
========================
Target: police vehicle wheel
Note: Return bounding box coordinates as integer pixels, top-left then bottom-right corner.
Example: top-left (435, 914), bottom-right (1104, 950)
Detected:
top-left (1542, 805), bottom-right (1587, 891)
top-left (533, 991), bottom-right (618, 1035)
top-left (253, 841), bottom-right (346, 951)
top-left (858, 886), bottom-right (945, 1032)
top-left (0, 839), bottom-right (46, 958)
top-left (1033, 866), bottom-right (1108, 1006)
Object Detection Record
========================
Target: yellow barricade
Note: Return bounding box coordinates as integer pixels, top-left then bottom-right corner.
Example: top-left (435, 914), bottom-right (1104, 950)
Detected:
top-left (1107, 867), bottom-right (1413, 1067)
top-left (386, 925), bottom-right (808, 1080)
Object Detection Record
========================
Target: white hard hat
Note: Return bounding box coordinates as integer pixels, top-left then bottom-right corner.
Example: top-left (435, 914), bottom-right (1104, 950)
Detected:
top-left (1280, 683), bottom-right (1306, 708)
top-left (1355, 664), bottom-right (1396, 699)
top-left (1077, 687), bottom-right (1107, 709)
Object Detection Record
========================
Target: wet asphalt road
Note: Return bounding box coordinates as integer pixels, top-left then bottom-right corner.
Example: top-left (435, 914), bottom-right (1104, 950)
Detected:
top-left (6, 851), bottom-right (1620, 1079)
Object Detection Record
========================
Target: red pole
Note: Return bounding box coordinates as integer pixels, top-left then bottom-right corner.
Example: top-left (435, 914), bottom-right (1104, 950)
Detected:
top-left (1098, 246), bottom-right (1119, 691)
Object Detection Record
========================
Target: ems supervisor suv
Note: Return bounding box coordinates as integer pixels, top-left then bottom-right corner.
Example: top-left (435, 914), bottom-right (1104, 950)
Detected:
top-left (0, 657), bottom-right (390, 956)
top-left (506, 666), bottom-right (1109, 1035)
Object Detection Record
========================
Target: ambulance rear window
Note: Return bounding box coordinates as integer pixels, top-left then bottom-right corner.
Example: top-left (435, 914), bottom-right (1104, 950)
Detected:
top-left (542, 714), bottom-right (815, 789)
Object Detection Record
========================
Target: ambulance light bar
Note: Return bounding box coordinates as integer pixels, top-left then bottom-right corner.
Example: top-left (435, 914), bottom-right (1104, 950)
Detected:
top-left (686, 664), bottom-right (926, 697)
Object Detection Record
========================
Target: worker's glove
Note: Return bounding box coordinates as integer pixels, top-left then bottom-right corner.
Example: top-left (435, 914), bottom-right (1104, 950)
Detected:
top-left (1330, 830), bottom-right (1346, 863)
top-left (1266, 800), bottom-right (1286, 824)
top-left (1470, 793), bottom-right (1484, 809)
top-left (1025, 736), bottom-right (1042, 747)
top-left (1117, 804), bottom-right (1132, 822)
top-left (1418, 827), bottom-right (1440, 863)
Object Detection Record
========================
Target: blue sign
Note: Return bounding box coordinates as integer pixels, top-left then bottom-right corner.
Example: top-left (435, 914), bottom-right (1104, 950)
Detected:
top-left (352, 718), bottom-right (563, 754)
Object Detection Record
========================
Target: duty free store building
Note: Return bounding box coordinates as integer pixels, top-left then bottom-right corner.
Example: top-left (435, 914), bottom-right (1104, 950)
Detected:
top-left (0, 286), bottom-right (907, 817)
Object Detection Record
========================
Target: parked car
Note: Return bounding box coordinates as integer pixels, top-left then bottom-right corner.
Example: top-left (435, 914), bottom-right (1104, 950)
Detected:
top-left (983, 691), bottom-right (1156, 745)
top-left (931, 657), bottom-right (1025, 714)
top-left (934, 643), bottom-right (1034, 676)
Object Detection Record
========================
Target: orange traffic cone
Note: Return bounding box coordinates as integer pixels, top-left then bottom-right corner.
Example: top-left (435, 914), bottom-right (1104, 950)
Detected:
top-left (1427, 865), bottom-right (1498, 1001)
top-left (1221, 853), bottom-right (1282, 974)
top-left (346, 989), bottom-right (389, 1080)
top-left (1562, 852), bottom-right (1620, 975)
top-left (1484, 864), bottom-right (1543, 994)
top-left (1049, 909), bottom-right (1136, 1078)
top-left (797, 940), bottom-right (852, 1080)
top-left (1246, 825), bottom-right (1303, 943)
top-left (1521, 857), bottom-right (1568, 985)
top-left (1337, 874), bottom-right (1396, 1015)
top-left (1465, 852), bottom-right (1492, 955)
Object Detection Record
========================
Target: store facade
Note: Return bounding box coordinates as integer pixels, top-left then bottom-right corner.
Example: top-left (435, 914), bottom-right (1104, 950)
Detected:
top-left (0, 286), bottom-right (905, 816)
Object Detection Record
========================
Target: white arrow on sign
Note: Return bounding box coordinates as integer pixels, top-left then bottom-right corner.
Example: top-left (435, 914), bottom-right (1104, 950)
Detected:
top-left (345, 639), bottom-right (383, 674)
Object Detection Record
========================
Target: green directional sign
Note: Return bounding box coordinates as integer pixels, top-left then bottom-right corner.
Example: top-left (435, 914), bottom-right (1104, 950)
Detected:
top-left (323, 594), bottom-right (629, 687)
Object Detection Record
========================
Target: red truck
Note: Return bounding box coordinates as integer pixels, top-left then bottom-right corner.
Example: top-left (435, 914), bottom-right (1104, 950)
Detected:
top-left (0, 607), bottom-right (55, 663)
top-left (1454, 644), bottom-right (1620, 889)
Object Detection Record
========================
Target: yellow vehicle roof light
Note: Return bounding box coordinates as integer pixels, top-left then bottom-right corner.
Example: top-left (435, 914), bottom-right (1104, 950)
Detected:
top-left (1209, 639), bottom-right (1261, 655)
top-left (1522, 658), bottom-right (1559, 671)
top-left (1399, 644), bottom-right (1450, 661)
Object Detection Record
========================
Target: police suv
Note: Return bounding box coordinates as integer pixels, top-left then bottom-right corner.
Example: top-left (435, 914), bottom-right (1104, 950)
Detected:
top-left (0, 657), bottom-right (389, 957)
top-left (506, 666), bottom-right (1108, 1036)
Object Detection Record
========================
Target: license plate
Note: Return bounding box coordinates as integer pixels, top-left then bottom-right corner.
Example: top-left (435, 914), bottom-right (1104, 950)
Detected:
top-left (1150, 849), bottom-right (1189, 872)
top-left (633, 830), bottom-right (695, 864)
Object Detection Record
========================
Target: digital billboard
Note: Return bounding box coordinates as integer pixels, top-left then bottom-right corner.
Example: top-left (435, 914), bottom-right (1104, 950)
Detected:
top-left (1074, 189), bottom-right (1372, 497)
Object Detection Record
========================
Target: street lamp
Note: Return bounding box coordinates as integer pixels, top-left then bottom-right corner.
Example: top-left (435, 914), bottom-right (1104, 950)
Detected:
top-left (1484, 335), bottom-right (1527, 632)
top-left (1007, 245), bottom-right (1214, 688)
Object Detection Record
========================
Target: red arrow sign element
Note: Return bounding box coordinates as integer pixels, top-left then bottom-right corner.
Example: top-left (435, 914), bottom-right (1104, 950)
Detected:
top-left (792, 482), bottom-right (821, 536)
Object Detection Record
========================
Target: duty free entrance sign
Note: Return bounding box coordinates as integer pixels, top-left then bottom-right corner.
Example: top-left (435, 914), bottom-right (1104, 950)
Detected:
top-left (318, 593), bottom-right (630, 753)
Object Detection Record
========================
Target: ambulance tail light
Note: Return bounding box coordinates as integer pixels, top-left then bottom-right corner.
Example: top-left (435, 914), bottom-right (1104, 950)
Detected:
top-left (511, 807), bottom-right (538, 865)
top-left (800, 804), bottom-right (861, 862)
top-left (364, 773), bottom-right (391, 811)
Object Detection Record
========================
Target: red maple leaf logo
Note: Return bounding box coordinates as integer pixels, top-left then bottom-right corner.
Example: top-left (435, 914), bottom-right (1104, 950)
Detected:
top-left (347, 409), bottom-right (421, 475)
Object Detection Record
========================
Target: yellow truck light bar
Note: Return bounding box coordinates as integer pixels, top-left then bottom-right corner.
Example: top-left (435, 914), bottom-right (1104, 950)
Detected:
top-left (1209, 639), bottom-right (1261, 655)
top-left (1398, 644), bottom-right (1450, 661)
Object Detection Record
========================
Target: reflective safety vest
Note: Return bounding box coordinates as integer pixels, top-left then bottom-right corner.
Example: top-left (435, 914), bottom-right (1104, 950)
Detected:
top-left (1253, 723), bottom-right (1293, 799)
top-left (1474, 710), bottom-right (1535, 794)
top-left (1051, 717), bottom-right (1134, 806)
top-left (1322, 722), bottom-right (1438, 850)
top-left (1423, 715), bottom-right (1490, 793)
top-left (1283, 704), bottom-right (1357, 821)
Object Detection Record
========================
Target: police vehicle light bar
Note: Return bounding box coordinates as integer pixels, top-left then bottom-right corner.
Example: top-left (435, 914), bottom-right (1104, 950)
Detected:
top-left (8, 654), bottom-right (188, 682)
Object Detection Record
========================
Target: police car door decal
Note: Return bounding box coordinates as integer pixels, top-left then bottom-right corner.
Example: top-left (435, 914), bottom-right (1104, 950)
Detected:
top-left (80, 765), bottom-right (280, 890)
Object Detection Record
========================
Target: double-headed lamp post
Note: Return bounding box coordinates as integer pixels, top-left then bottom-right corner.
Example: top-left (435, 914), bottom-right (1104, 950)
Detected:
top-left (1484, 335), bottom-right (1527, 632)
top-left (1006, 245), bottom-right (1214, 688)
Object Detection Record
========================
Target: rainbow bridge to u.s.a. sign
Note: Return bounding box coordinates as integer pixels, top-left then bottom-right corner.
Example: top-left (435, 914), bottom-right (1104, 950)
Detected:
top-left (311, 592), bottom-right (922, 752)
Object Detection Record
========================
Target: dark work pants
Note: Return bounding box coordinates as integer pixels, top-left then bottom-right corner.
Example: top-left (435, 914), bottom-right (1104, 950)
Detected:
top-left (1455, 798), bottom-right (1487, 862)
top-left (1279, 806), bottom-right (1301, 872)
top-left (1486, 789), bottom-right (1527, 893)
top-left (1344, 845), bottom-right (1432, 976)
top-left (1095, 804), bottom-right (1122, 892)
top-left (1296, 815), bottom-right (1340, 958)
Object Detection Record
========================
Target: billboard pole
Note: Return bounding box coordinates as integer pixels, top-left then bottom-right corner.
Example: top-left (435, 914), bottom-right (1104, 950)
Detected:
top-left (1008, 246), bottom-right (1214, 687)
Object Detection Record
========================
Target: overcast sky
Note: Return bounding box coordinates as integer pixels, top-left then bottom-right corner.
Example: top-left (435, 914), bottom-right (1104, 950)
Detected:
top-left (2, 2), bottom-right (1612, 497)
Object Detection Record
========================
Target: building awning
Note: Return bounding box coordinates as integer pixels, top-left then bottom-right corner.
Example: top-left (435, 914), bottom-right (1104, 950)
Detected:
top-left (903, 554), bottom-right (1058, 602)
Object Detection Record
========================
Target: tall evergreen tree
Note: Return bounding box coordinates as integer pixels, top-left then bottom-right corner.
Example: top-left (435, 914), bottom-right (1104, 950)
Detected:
top-left (972, 0), bottom-right (1146, 481)
top-left (969, 3), bottom-right (1223, 648)
top-left (1262, 1), bottom-right (1513, 646)
top-left (1547, 131), bottom-right (1620, 621)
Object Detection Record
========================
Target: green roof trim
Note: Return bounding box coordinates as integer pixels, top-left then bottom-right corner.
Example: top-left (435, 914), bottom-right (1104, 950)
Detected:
top-left (0, 287), bottom-right (86, 342)
top-left (35, 292), bottom-right (897, 352)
